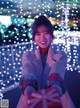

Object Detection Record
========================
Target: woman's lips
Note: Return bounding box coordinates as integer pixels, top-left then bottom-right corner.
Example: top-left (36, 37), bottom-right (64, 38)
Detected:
top-left (40, 41), bottom-right (46, 44)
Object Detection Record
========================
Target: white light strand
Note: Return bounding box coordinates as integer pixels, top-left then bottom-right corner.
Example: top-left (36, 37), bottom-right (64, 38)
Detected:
top-left (0, 0), bottom-right (79, 98)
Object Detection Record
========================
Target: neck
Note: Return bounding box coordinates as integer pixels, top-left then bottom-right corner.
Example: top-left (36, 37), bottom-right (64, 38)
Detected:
top-left (40, 47), bottom-right (49, 53)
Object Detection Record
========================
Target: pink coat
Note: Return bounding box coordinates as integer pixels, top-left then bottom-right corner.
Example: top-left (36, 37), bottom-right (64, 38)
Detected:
top-left (17, 46), bottom-right (75, 108)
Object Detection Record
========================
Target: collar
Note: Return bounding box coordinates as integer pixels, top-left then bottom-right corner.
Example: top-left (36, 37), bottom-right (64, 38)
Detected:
top-left (40, 47), bottom-right (49, 53)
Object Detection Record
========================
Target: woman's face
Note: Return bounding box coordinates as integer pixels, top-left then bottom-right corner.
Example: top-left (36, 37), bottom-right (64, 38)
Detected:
top-left (34, 25), bottom-right (53, 48)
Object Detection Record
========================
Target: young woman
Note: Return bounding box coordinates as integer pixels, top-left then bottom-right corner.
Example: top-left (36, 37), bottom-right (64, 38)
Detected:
top-left (17, 15), bottom-right (75, 108)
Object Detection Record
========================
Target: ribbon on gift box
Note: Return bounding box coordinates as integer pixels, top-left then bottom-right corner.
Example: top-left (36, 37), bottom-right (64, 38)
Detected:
top-left (27, 85), bottom-right (62, 108)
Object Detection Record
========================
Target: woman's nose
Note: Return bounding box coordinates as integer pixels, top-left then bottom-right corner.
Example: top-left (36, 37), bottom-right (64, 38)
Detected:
top-left (41, 33), bottom-right (45, 39)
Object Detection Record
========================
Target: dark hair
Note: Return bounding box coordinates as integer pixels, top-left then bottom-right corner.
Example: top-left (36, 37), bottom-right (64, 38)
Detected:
top-left (32, 15), bottom-right (54, 40)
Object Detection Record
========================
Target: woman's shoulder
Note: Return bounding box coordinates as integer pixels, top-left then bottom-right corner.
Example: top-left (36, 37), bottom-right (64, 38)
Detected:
top-left (22, 49), bottom-right (37, 60)
top-left (51, 45), bottom-right (67, 58)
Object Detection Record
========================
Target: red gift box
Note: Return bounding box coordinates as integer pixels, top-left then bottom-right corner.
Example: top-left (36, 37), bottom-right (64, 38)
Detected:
top-left (27, 85), bottom-right (63, 108)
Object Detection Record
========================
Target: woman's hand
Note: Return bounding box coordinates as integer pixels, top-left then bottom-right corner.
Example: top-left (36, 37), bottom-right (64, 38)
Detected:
top-left (27, 85), bottom-right (63, 108)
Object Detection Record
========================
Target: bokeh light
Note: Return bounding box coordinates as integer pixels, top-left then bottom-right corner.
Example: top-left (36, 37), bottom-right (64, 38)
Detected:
top-left (0, 0), bottom-right (80, 98)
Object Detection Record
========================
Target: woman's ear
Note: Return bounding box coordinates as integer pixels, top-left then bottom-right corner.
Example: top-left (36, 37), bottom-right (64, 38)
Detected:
top-left (53, 35), bottom-right (56, 39)
top-left (51, 35), bottom-right (55, 43)
top-left (51, 38), bottom-right (53, 43)
top-left (51, 35), bottom-right (55, 40)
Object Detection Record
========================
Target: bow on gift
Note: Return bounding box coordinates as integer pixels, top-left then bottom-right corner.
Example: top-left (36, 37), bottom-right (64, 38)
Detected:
top-left (27, 85), bottom-right (62, 108)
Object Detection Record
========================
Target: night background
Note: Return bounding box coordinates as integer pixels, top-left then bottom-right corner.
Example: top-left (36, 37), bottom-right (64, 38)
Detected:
top-left (0, 0), bottom-right (80, 108)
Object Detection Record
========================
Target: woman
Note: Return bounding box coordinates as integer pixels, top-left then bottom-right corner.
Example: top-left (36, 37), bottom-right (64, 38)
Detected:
top-left (17, 15), bottom-right (75, 108)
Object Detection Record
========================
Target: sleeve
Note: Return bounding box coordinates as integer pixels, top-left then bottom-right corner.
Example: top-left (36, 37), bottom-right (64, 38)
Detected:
top-left (50, 51), bottom-right (67, 79)
top-left (21, 52), bottom-right (38, 94)
top-left (48, 51), bottom-right (67, 95)
top-left (48, 73), bottom-right (67, 95)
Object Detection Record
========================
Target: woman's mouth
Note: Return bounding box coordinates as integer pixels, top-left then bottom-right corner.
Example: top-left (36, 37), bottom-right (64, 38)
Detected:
top-left (40, 41), bottom-right (46, 44)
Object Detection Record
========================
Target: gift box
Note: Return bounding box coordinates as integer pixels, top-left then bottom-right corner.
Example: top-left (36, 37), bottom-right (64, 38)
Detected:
top-left (27, 85), bottom-right (63, 108)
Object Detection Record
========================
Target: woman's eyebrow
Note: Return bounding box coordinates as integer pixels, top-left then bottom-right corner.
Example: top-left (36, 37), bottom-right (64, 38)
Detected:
top-left (35, 31), bottom-right (39, 33)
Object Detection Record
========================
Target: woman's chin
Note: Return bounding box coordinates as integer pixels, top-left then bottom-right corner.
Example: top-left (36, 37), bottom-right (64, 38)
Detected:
top-left (39, 46), bottom-right (48, 49)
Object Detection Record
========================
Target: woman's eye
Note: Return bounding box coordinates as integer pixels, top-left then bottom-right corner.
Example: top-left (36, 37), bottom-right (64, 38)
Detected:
top-left (35, 33), bottom-right (40, 35)
top-left (45, 32), bottom-right (49, 34)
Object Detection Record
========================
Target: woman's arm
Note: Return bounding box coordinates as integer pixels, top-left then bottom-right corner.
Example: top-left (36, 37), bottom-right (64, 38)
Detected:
top-left (21, 53), bottom-right (38, 95)
top-left (48, 51), bottom-right (67, 95)
top-left (50, 51), bottom-right (67, 79)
